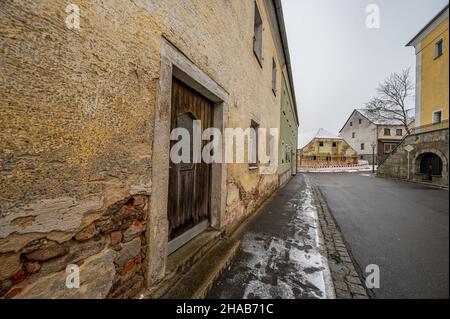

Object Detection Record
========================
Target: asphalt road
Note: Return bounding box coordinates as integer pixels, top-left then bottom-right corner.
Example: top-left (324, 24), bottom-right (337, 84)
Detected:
top-left (307, 172), bottom-right (449, 299)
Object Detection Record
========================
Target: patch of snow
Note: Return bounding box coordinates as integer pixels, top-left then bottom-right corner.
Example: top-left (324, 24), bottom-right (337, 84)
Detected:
top-left (299, 165), bottom-right (378, 173)
top-left (236, 179), bottom-right (335, 299)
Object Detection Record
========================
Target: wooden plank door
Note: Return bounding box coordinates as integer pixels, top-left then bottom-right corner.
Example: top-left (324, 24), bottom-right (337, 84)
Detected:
top-left (168, 79), bottom-right (213, 243)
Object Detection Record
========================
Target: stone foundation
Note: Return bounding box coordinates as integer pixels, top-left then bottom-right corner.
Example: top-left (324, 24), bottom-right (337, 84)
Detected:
top-left (0, 195), bottom-right (148, 299)
top-left (378, 129), bottom-right (449, 187)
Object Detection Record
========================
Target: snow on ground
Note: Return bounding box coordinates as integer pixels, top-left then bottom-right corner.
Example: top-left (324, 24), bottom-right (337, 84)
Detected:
top-left (238, 179), bottom-right (334, 299)
top-left (299, 166), bottom-right (378, 173)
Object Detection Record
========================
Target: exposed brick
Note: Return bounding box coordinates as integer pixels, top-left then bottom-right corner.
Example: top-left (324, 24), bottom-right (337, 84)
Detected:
top-left (111, 231), bottom-right (123, 246)
top-left (10, 269), bottom-right (27, 285)
top-left (25, 261), bottom-right (41, 274)
top-left (121, 259), bottom-right (137, 276)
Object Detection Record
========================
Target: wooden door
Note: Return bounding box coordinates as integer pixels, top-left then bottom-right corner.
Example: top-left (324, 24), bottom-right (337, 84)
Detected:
top-left (168, 79), bottom-right (213, 241)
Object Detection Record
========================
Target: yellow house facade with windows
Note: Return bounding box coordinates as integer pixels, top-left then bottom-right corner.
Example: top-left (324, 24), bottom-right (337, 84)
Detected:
top-left (379, 5), bottom-right (449, 187)
top-left (407, 5), bottom-right (449, 129)
top-left (298, 129), bottom-right (357, 168)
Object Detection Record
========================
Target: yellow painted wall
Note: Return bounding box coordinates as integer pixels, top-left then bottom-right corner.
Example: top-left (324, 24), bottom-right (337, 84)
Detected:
top-left (302, 139), bottom-right (357, 159)
top-left (420, 17), bottom-right (449, 126)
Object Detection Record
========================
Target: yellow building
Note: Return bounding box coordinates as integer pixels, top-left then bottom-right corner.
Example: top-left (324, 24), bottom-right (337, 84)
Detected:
top-left (298, 129), bottom-right (358, 167)
top-left (407, 5), bottom-right (449, 129)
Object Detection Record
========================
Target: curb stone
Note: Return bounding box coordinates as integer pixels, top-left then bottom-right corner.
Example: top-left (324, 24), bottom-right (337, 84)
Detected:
top-left (310, 181), bottom-right (371, 299)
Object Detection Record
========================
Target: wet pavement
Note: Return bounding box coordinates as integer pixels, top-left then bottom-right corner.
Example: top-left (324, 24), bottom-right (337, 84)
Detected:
top-left (308, 172), bottom-right (449, 299)
top-left (207, 174), bottom-right (334, 299)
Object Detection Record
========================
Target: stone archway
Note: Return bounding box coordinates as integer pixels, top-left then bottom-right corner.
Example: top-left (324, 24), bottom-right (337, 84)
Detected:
top-left (413, 148), bottom-right (448, 182)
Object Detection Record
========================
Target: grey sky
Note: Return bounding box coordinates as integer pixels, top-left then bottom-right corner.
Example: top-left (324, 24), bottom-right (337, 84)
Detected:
top-left (282, 0), bottom-right (448, 141)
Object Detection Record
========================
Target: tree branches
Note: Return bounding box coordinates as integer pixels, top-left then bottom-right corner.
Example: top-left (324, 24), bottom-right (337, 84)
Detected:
top-left (365, 69), bottom-right (414, 134)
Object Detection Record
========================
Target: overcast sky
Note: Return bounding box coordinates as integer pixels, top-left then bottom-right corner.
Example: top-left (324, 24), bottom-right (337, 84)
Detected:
top-left (282, 0), bottom-right (448, 141)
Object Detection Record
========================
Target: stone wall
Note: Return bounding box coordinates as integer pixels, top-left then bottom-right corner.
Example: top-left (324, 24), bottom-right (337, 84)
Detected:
top-left (299, 139), bottom-right (358, 167)
top-left (378, 129), bottom-right (449, 187)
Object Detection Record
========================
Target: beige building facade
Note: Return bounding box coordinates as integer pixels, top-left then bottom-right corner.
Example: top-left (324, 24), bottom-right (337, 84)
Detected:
top-left (0, 0), bottom-right (298, 298)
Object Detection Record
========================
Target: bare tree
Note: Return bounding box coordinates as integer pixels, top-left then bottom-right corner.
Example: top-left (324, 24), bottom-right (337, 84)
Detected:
top-left (365, 68), bottom-right (414, 134)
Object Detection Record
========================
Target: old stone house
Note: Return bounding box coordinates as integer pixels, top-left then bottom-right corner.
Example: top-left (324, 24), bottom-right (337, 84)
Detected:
top-left (379, 5), bottom-right (449, 186)
top-left (298, 129), bottom-right (357, 168)
top-left (339, 109), bottom-right (415, 165)
top-left (0, 0), bottom-right (298, 298)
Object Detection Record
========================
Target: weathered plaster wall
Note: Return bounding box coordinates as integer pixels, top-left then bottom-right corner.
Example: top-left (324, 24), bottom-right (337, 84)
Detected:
top-left (1, 0), bottom-right (286, 297)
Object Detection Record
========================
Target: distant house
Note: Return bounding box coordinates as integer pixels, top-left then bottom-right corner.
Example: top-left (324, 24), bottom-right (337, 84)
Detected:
top-left (298, 129), bottom-right (357, 167)
top-left (339, 109), bottom-right (415, 164)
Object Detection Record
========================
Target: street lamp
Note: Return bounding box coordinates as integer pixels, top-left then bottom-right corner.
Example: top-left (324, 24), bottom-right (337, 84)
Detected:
top-left (371, 142), bottom-right (377, 174)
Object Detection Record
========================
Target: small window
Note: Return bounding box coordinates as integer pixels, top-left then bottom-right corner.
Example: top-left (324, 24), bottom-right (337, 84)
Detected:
top-left (350, 122), bottom-right (353, 127)
top-left (313, 156), bottom-right (317, 161)
top-left (332, 142), bottom-right (337, 148)
top-left (433, 110), bottom-right (443, 124)
top-left (435, 39), bottom-right (444, 59)
top-left (384, 128), bottom-right (391, 136)
top-left (352, 132), bottom-right (356, 138)
top-left (249, 121), bottom-right (259, 169)
top-left (384, 143), bottom-right (396, 154)
top-left (253, 3), bottom-right (263, 66)
top-left (359, 119), bottom-right (362, 125)
top-left (319, 141), bottom-right (324, 147)
top-left (361, 143), bottom-right (365, 151)
top-left (396, 129), bottom-right (403, 136)
top-left (272, 58), bottom-right (277, 95)
top-left (360, 155), bottom-right (364, 160)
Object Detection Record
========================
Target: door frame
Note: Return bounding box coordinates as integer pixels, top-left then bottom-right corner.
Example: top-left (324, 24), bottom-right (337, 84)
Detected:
top-left (145, 38), bottom-right (229, 287)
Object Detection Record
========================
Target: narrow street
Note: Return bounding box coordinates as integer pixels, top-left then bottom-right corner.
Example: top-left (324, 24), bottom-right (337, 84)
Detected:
top-left (308, 172), bottom-right (449, 299)
top-left (207, 174), bottom-right (335, 299)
